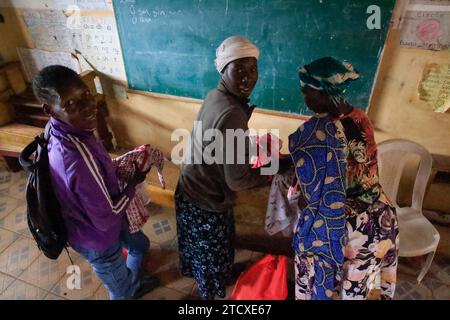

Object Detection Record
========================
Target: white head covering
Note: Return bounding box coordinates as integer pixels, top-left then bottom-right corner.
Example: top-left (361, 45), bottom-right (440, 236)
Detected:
top-left (215, 35), bottom-right (260, 73)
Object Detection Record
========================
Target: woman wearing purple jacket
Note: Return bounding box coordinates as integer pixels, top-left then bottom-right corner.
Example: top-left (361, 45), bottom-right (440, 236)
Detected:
top-left (32, 65), bottom-right (158, 299)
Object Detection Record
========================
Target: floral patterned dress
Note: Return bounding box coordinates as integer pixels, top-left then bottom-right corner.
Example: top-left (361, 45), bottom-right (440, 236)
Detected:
top-left (175, 186), bottom-right (235, 300)
top-left (295, 108), bottom-right (399, 300)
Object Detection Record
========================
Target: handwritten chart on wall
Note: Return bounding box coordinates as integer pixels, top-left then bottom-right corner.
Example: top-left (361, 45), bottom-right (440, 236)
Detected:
top-left (113, 0), bottom-right (395, 114)
top-left (21, 9), bottom-right (126, 81)
top-left (17, 47), bottom-right (81, 82)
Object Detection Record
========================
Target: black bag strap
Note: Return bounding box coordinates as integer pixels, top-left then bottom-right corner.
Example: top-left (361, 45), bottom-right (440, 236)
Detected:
top-left (19, 121), bottom-right (52, 172)
top-left (43, 121), bottom-right (51, 141)
top-left (64, 247), bottom-right (75, 265)
top-left (19, 139), bottom-right (38, 172)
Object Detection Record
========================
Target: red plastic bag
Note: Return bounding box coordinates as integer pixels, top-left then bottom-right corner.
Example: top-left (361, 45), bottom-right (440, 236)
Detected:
top-left (231, 255), bottom-right (288, 300)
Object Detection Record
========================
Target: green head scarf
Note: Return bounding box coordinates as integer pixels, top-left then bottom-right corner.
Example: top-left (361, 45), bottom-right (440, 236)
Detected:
top-left (298, 57), bottom-right (360, 106)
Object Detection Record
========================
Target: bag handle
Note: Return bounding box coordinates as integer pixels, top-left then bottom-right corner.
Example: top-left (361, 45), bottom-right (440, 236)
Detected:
top-left (19, 139), bottom-right (38, 172)
top-left (19, 121), bottom-right (51, 172)
top-left (43, 121), bottom-right (51, 140)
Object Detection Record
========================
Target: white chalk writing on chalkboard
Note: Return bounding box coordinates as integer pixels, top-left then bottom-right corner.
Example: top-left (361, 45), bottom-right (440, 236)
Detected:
top-left (124, 2), bottom-right (182, 25)
top-left (112, 0), bottom-right (395, 114)
top-left (21, 9), bottom-right (126, 81)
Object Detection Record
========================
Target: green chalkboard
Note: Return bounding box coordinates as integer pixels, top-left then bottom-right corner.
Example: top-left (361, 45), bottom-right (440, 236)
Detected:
top-left (113, 0), bottom-right (394, 115)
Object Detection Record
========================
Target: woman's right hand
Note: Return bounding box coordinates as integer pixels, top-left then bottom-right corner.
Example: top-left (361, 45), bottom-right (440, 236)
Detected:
top-left (129, 163), bottom-right (151, 187)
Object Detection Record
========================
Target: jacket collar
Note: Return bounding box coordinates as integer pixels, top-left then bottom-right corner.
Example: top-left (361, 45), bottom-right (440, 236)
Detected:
top-left (50, 117), bottom-right (95, 140)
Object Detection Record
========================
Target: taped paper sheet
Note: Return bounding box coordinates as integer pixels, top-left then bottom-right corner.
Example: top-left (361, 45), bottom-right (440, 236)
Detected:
top-left (419, 63), bottom-right (450, 113)
top-left (400, 1), bottom-right (450, 50)
top-left (21, 9), bottom-right (126, 81)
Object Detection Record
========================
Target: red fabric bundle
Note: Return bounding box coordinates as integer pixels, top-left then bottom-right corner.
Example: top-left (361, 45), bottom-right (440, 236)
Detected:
top-left (250, 134), bottom-right (282, 169)
top-left (231, 255), bottom-right (288, 300)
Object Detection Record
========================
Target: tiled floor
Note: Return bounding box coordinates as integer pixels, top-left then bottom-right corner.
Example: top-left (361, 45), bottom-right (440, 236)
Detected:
top-left (0, 163), bottom-right (449, 300)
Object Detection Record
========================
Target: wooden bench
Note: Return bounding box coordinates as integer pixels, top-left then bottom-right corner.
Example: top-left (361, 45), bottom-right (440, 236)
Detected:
top-left (0, 123), bottom-right (42, 170)
top-left (0, 122), bottom-right (42, 157)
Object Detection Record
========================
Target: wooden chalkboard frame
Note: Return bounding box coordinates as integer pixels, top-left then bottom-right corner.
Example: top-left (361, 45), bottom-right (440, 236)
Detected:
top-left (128, 89), bottom-right (311, 121)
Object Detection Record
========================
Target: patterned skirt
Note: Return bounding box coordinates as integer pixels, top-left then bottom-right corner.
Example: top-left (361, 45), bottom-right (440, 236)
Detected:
top-left (295, 199), bottom-right (399, 300)
top-left (175, 194), bottom-right (235, 299)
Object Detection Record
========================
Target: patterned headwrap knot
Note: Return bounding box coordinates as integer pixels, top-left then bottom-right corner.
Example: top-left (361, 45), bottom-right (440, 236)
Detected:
top-left (298, 57), bottom-right (360, 106)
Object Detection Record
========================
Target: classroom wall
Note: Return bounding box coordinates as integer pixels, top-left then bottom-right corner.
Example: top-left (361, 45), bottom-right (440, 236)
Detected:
top-left (2, 1), bottom-right (450, 214)
top-left (103, 0), bottom-right (450, 215)
top-left (104, 90), bottom-right (305, 158)
top-left (368, 21), bottom-right (450, 155)
top-left (103, 1), bottom-right (450, 157)
top-left (366, 2), bottom-right (450, 212)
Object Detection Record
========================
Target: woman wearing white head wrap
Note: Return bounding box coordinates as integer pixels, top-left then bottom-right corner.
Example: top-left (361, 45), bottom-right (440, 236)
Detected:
top-left (176, 35), bottom-right (270, 299)
top-left (215, 35), bottom-right (260, 73)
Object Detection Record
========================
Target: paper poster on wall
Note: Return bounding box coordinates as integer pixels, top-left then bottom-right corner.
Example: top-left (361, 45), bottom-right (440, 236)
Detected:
top-left (17, 47), bottom-right (81, 82)
top-left (0, 0), bottom-right (112, 10)
top-left (419, 63), bottom-right (450, 113)
top-left (400, 1), bottom-right (450, 50)
top-left (74, 14), bottom-right (126, 81)
top-left (22, 10), bottom-right (72, 50)
top-left (76, 0), bottom-right (113, 11)
top-left (21, 9), bottom-right (126, 81)
top-left (409, 0), bottom-right (450, 5)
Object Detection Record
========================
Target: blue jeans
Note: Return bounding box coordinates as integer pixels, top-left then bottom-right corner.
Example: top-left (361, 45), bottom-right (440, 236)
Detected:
top-left (120, 227), bottom-right (150, 280)
top-left (72, 226), bottom-right (150, 300)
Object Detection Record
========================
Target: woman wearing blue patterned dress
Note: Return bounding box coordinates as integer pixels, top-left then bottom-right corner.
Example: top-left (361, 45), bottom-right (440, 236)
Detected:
top-left (290, 57), bottom-right (399, 300)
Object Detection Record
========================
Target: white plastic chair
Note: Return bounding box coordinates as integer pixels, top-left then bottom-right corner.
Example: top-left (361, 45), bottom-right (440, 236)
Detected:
top-left (378, 139), bottom-right (440, 283)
